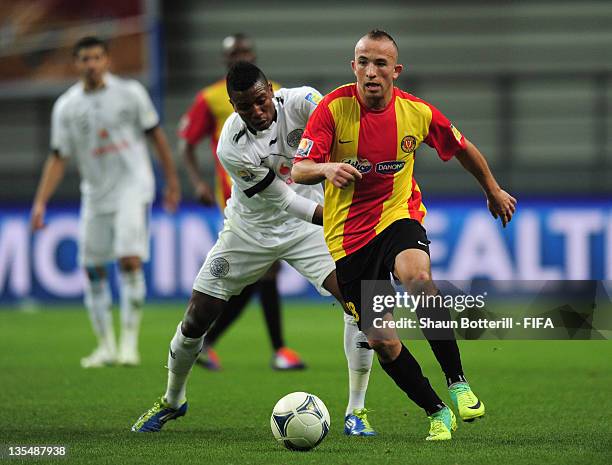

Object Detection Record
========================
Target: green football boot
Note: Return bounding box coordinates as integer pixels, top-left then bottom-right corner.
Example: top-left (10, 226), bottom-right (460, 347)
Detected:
top-left (449, 382), bottom-right (485, 422)
top-left (426, 406), bottom-right (457, 441)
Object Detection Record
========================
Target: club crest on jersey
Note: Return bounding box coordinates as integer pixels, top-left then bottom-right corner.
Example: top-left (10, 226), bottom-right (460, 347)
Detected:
top-left (376, 160), bottom-right (406, 174)
top-left (342, 157), bottom-right (372, 174)
top-left (305, 92), bottom-right (322, 106)
top-left (286, 128), bottom-right (304, 148)
top-left (237, 169), bottom-right (256, 182)
top-left (450, 124), bottom-right (463, 143)
top-left (296, 138), bottom-right (313, 157)
top-left (401, 135), bottom-right (417, 153)
top-left (210, 257), bottom-right (230, 277)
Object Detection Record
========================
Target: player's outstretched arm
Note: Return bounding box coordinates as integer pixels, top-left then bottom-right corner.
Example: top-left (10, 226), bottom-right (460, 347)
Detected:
top-left (180, 140), bottom-right (215, 206)
top-left (455, 139), bottom-right (517, 227)
top-left (256, 176), bottom-right (323, 225)
top-left (31, 152), bottom-right (66, 230)
top-left (292, 159), bottom-right (362, 189)
top-left (148, 126), bottom-right (181, 212)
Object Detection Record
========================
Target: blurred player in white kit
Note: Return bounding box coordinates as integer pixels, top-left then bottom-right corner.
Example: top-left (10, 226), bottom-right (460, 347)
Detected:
top-left (31, 36), bottom-right (181, 368)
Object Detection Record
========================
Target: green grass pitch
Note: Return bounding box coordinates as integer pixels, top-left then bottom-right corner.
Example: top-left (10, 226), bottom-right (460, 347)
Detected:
top-left (1, 301), bottom-right (611, 464)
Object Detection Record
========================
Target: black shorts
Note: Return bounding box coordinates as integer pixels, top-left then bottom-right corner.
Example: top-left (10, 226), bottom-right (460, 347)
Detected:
top-left (335, 218), bottom-right (430, 330)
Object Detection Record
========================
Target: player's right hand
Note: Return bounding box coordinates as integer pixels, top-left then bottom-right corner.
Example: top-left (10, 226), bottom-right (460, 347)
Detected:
top-left (163, 179), bottom-right (181, 213)
top-left (487, 188), bottom-right (517, 227)
top-left (30, 203), bottom-right (46, 230)
top-left (195, 181), bottom-right (215, 206)
top-left (323, 163), bottom-right (362, 189)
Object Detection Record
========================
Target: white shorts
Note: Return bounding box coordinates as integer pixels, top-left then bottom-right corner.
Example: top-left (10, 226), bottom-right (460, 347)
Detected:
top-left (193, 222), bottom-right (335, 301)
top-left (79, 202), bottom-right (151, 267)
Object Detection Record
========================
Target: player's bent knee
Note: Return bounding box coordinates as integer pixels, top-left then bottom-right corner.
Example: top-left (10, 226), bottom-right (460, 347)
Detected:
top-left (367, 338), bottom-right (401, 360)
top-left (118, 256), bottom-right (141, 272)
top-left (181, 290), bottom-right (225, 338)
top-left (397, 270), bottom-right (433, 295)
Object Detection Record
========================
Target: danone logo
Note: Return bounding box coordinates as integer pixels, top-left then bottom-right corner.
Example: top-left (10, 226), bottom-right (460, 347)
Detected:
top-left (376, 160), bottom-right (406, 174)
top-left (342, 157), bottom-right (372, 174)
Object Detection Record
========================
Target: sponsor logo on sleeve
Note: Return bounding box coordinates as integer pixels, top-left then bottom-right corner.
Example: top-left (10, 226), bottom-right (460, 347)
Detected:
top-left (450, 124), bottom-right (463, 143)
top-left (237, 169), bottom-right (256, 182)
top-left (375, 160), bottom-right (406, 174)
top-left (400, 135), bottom-right (417, 153)
top-left (296, 138), bottom-right (314, 157)
top-left (305, 91), bottom-right (322, 106)
top-left (341, 157), bottom-right (372, 174)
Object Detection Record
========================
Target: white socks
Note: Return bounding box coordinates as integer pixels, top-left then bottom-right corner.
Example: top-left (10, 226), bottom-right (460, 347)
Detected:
top-left (164, 323), bottom-right (204, 408)
top-left (119, 269), bottom-right (146, 353)
top-left (84, 277), bottom-right (116, 354)
top-left (343, 312), bottom-right (374, 415)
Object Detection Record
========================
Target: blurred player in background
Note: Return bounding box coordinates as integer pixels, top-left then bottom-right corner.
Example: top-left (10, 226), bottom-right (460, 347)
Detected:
top-left (178, 33), bottom-right (304, 371)
top-left (31, 36), bottom-right (181, 368)
top-left (132, 62), bottom-right (376, 436)
top-left (293, 30), bottom-right (516, 440)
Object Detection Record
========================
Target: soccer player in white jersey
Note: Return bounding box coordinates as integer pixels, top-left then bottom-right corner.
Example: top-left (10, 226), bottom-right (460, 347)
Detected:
top-left (132, 62), bottom-right (376, 436)
top-left (30, 36), bottom-right (181, 368)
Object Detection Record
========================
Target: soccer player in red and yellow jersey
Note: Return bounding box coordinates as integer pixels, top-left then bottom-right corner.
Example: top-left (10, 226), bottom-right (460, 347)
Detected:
top-left (293, 30), bottom-right (517, 440)
top-left (178, 34), bottom-right (302, 371)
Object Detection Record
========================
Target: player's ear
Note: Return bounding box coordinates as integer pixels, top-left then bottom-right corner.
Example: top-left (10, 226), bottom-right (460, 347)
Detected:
top-left (351, 60), bottom-right (357, 75)
top-left (393, 63), bottom-right (403, 80)
top-left (268, 81), bottom-right (273, 94)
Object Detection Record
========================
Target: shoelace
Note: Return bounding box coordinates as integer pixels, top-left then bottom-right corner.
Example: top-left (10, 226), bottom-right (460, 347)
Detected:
top-left (456, 388), bottom-right (477, 406)
top-left (133, 403), bottom-right (161, 430)
top-left (428, 417), bottom-right (448, 435)
top-left (352, 408), bottom-right (375, 431)
top-left (140, 401), bottom-right (164, 421)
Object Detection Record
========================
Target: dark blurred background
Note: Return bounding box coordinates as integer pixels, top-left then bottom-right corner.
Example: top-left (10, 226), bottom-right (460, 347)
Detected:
top-left (0, 0), bottom-right (610, 304)
top-left (2, 0), bottom-right (610, 203)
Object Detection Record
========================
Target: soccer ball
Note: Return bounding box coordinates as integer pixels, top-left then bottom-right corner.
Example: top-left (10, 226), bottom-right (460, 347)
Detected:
top-left (270, 392), bottom-right (330, 451)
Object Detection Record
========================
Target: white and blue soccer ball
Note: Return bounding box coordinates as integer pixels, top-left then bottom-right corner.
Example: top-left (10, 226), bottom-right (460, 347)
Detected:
top-left (270, 392), bottom-right (330, 451)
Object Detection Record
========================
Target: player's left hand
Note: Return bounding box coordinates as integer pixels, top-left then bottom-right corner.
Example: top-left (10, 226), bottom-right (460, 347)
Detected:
top-left (487, 188), bottom-right (516, 227)
top-left (163, 181), bottom-right (181, 213)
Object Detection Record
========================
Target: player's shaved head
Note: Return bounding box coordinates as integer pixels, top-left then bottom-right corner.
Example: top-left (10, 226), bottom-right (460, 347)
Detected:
top-left (356, 29), bottom-right (398, 60)
top-left (226, 61), bottom-right (268, 93)
top-left (352, 29), bottom-right (402, 110)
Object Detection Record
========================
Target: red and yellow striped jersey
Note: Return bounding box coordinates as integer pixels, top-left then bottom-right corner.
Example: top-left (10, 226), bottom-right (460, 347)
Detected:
top-left (178, 78), bottom-right (280, 210)
top-left (294, 83), bottom-right (466, 261)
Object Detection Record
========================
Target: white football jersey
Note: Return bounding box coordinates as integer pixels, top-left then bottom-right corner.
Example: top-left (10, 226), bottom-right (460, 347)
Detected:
top-left (51, 73), bottom-right (159, 214)
top-left (217, 86), bottom-right (324, 244)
